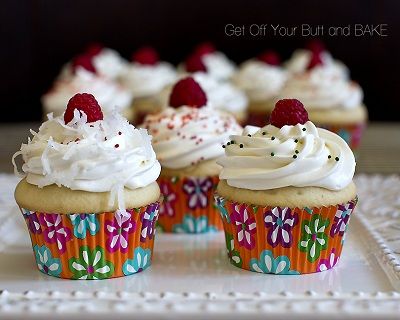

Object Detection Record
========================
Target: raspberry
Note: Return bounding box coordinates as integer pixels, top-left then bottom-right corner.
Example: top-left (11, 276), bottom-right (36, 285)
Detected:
top-left (85, 43), bottom-right (104, 57)
top-left (307, 51), bottom-right (324, 70)
top-left (132, 46), bottom-right (159, 65)
top-left (257, 50), bottom-right (280, 66)
top-left (72, 54), bottom-right (96, 74)
top-left (269, 99), bottom-right (309, 128)
top-left (305, 39), bottom-right (325, 54)
top-left (64, 93), bottom-right (104, 124)
top-left (185, 53), bottom-right (207, 72)
top-left (194, 42), bottom-right (216, 56)
top-left (169, 77), bottom-right (207, 108)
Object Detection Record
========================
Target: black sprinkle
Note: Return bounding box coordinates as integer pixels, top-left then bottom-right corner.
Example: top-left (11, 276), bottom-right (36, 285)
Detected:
top-left (328, 155), bottom-right (332, 159)
top-left (294, 139), bottom-right (299, 143)
top-left (227, 142), bottom-right (230, 145)
top-left (293, 155), bottom-right (297, 159)
top-left (302, 128), bottom-right (306, 131)
top-left (295, 150), bottom-right (299, 154)
top-left (247, 134), bottom-right (252, 137)
top-left (335, 157), bottom-right (339, 161)
top-left (262, 132), bottom-right (266, 135)
top-left (271, 136), bottom-right (275, 140)
top-left (222, 145), bottom-right (226, 148)
top-left (270, 152), bottom-right (275, 156)
top-left (231, 140), bottom-right (235, 144)
top-left (239, 144), bottom-right (244, 148)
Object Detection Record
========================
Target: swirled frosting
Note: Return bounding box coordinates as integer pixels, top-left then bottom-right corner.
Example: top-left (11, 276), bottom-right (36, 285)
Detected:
top-left (13, 110), bottom-right (161, 195)
top-left (217, 121), bottom-right (355, 191)
top-left (284, 49), bottom-right (348, 78)
top-left (42, 69), bottom-right (133, 116)
top-left (157, 72), bottom-right (248, 114)
top-left (276, 66), bottom-right (363, 110)
top-left (142, 106), bottom-right (242, 169)
top-left (232, 60), bottom-right (288, 102)
top-left (121, 62), bottom-right (177, 98)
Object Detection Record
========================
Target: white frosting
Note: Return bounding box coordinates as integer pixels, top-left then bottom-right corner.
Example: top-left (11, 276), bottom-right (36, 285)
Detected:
top-left (143, 106), bottom-right (242, 169)
top-left (276, 66), bottom-right (363, 110)
top-left (92, 48), bottom-right (128, 79)
top-left (57, 48), bottom-right (128, 80)
top-left (217, 121), bottom-right (355, 191)
top-left (232, 60), bottom-right (288, 102)
top-left (42, 69), bottom-right (133, 116)
top-left (180, 52), bottom-right (236, 81)
top-left (284, 49), bottom-right (349, 78)
top-left (157, 72), bottom-right (248, 114)
top-left (13, 110), bottom-right (161, 195)
top-left (121, 62), bottom-right (177, 98)
top-left (202, 52), bottom-right (236, 81)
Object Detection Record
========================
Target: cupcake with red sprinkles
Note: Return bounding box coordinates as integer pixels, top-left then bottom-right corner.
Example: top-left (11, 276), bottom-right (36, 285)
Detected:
top-left (142, 77), bottom-right (242, 233)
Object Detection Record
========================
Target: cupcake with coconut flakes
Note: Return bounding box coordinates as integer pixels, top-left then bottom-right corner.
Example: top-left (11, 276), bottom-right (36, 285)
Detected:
top-left (232, 50), bottom-right (288, 127)
top-left (120, 46), bottom-right (177, 124)
top-left (157, 72), bottom-right (248, 123)
top-left (180, 42), bottom-right (236, 82)
top-left (215, 99), bottom-right (358, 275)
top-left (42, 60), bottom-right (134, 121)
top-left (14, 93), bottom-right (161, 279)
top-left (280, 42), bottom-right (367, 151)
top-left (143, 77), bottom-right (242, 233)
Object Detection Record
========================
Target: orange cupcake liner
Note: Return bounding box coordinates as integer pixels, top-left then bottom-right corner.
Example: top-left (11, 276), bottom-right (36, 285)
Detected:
top-left (215, 195), bottom-right (358, 274)
top-left (20, 201), bottom-right (160, 279)
top-left (157, 175), bottom-right (222, 233)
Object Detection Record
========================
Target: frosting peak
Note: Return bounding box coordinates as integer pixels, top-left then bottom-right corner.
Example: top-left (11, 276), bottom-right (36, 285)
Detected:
top-left (143, 106), bottom-right (242, 169)
top-left (13, 110), bottom-right (161, 194)
top-left (217, 121), bottom-right (355, 191)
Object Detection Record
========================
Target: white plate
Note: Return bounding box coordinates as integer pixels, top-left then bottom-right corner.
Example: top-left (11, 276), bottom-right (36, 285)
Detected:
top-left (0, 174), bottom-right (399, 319)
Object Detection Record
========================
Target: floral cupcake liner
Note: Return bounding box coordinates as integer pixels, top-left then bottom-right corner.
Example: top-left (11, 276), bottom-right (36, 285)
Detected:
top-left (20, 201), bottom-right (160, 279)
top-left (157, 175), bottom-right (222, 233)
top-left (215, 195), bottom-right (358, 274)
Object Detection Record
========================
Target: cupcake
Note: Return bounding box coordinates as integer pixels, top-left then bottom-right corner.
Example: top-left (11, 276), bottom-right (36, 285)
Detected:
top-left (157, 72), bottom-right (248, 123)
top-left (215, 99), bottom-right (357, 274)
top-left (42, 64), bottom-right (134, 121)
top-left (180, 42), bottom-right (236, 81)
top-left (280, 44), bottom-right (367, 151)
top-left (58, 43), bottom-right (128, 81)
top-left (232, 50), bottom-right (287, 126)
top-left (142, 77), bottom-right (242, 233)
top-left (284, 40), bottom-right (348, 78)
top-left (120, 47), bottom-right (177, 124)
top-left (13, 93), bottom-right (161, 279)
